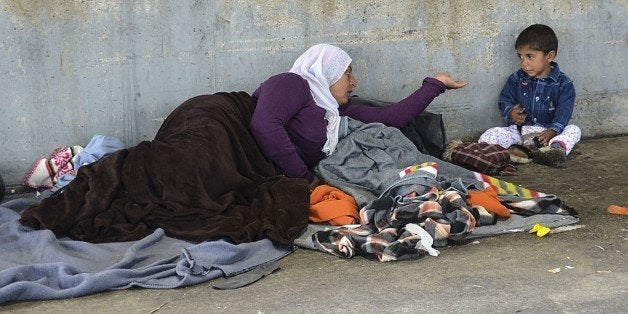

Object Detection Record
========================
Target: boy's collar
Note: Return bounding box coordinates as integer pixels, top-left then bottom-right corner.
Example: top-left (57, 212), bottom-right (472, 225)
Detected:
top-left (546, 61), bottom-right (561, 82)
top-left (520, 61), bottom-right (561, 81)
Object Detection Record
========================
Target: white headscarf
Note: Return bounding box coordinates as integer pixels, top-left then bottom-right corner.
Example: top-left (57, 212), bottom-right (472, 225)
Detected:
top-left (289, 43), bottom-right (352, 156)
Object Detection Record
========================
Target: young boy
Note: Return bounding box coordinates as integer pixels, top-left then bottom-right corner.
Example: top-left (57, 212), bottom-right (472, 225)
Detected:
top-left (478, 24), bottom-right (581, 168)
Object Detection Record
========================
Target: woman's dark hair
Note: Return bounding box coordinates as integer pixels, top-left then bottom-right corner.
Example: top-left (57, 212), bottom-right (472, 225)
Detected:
top-left (515, 24), bottom-right (558, 54)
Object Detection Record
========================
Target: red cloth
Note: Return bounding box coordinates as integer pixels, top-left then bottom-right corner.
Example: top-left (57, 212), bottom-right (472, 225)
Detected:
top-left (466, 186), bottom-right (511, 218)
top-left (309, 185), bottom-right (359, 226)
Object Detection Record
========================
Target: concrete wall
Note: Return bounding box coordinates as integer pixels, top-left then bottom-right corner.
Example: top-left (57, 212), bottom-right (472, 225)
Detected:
top-left (1, 0), bottom-right (626, 186)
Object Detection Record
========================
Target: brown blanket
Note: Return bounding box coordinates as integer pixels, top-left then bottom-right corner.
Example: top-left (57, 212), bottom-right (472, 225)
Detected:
top-left (20, 92), bottom-right (310, 245)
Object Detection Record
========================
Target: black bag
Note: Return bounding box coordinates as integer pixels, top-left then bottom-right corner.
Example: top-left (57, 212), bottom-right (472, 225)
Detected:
top-left (400, 111), bottom-right (447, 158)
top-left (348, 96), bottom-right (447, 158)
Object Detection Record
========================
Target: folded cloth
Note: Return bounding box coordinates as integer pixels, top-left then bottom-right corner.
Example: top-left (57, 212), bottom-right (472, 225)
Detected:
top-left (451, 142), bottom-right (517, 176)
top-left (22, 158), bottom-right (55, 189)
top-left (309, 184), bottom-right (359, 226)
top-left (470, 206), bottom-right (497, 226)
top-left (48, 146), bottom-right (75, 179)
top-left (73, 135), bottom-right (124, 168)
top-left (466, 185), bottom-right (511, 218)
top-left (54, 135), bottom-right (124, 191)
top-left (22, 146), bottom-right (84, 189)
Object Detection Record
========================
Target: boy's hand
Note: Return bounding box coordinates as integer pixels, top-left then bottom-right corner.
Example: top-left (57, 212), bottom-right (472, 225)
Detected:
top-left (537, 129), bottom-right (557, 145)
top-left (509, 104), bottom-right (527, 125)
top-left (434, 72), bottom-right (468, 89)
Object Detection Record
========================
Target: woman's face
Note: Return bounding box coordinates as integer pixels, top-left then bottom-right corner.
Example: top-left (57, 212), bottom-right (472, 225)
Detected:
top-left (330, 65), bottom-right (357, 106)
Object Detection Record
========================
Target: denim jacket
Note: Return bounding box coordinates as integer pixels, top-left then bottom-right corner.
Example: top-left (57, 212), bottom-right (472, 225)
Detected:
top-left (498, 62), bottom-right (575, 133)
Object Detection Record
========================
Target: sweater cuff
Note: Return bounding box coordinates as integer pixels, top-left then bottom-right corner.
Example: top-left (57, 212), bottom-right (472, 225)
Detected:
top-left (549, 122), bottom-right (565, 134)
top-left (304, 171), bottom-right (315, 183)
top-left (503, 105), bottom-right (514, 122)
top-left (423, 77), bottom-right (446, 93)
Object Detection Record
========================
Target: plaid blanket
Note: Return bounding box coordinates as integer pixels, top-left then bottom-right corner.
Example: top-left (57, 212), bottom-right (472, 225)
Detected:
top-left (313, 163), bottom-right (480, 262)
top-left (450, 142), bottom-right (517, 176)
top-left (312, 121), bottom-right (576, 261)
top-left (312, 161), bottom-right (576, 262)
top-left (472, 172), bottom-right (576, 216)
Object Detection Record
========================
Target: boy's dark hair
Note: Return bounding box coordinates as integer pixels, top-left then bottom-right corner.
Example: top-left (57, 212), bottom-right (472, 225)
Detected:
top-left (515, 24), bottom-right (558, 54)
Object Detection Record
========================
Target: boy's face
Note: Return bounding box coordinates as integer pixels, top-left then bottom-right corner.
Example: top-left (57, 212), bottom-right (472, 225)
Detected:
top-left (516, 45), bottom-right (556, 79)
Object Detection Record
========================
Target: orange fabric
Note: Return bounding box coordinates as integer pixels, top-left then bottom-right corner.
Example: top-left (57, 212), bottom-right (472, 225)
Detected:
top-left (607, 205), bottom-right (628, 215)
top-left (466, 186), bottom-right (511, 218)
top-left (309, 185), bottom-right (359, 226)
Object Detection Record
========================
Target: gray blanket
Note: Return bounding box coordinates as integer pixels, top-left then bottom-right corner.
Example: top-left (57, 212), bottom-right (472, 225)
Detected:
top-left (316, 119), bottom-right (485, 207)
top-left (0, 194), bottom-right (292, 303)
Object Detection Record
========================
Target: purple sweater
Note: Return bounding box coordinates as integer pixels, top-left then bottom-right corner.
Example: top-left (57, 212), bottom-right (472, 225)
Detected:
top-left (250, 72), bottom-right (446, 182)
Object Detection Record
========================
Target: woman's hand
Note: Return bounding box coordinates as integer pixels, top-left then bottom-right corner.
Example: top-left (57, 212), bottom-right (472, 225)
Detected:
top-left (434, 72), bottom-right (468, 89)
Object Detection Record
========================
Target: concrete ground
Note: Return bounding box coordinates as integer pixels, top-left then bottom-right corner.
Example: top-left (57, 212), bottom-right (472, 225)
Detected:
top-left (1, 136), bottom-right (626, 313)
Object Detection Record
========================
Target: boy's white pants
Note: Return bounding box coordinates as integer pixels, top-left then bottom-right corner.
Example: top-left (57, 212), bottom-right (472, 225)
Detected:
top-left (478, 125), bottom-right (581, 155)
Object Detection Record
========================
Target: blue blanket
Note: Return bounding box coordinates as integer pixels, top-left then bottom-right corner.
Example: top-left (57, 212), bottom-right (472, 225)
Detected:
top-left (0, 195), bottom-right (292, 303)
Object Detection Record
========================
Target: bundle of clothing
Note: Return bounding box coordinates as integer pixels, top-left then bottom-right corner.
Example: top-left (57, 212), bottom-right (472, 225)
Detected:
top-left (19, 92), bottom-right (310, 245)
top-left (22, 145), bottom-right (84, 189)
top-left (301, 119), bottom-right (577, 262)
top-left (22, 135), bottom-right (125, 191)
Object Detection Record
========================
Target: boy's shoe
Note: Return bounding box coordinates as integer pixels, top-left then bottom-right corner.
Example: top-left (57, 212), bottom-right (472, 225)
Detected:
top-left (532, 146), bottom-right (567, 168)
top-left (508, 144), bottom-right (533, 164)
